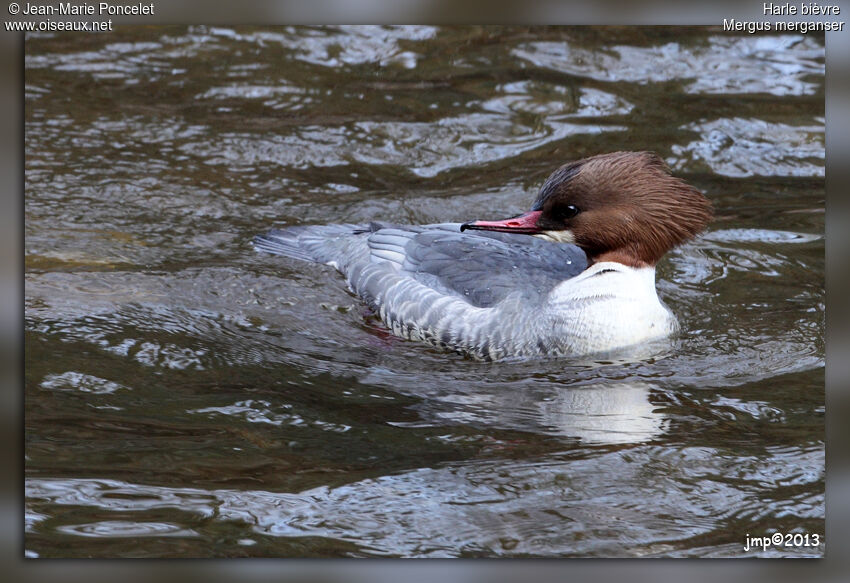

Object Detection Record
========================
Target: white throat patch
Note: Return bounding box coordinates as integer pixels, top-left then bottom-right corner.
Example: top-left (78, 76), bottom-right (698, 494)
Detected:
top-left (533, 230), bottom-right (576, 244)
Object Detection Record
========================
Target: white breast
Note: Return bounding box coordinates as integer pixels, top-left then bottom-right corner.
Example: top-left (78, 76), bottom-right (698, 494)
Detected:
top-left (544, 262), bottom-right (679, 354)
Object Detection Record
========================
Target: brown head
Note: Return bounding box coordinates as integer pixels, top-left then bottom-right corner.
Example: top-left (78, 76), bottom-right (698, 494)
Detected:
top-left (461, 151), bottom-right (713, 267)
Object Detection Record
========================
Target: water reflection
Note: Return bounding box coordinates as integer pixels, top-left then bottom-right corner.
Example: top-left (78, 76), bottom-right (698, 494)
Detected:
top-left (514, 382), bottom-right (669, 444)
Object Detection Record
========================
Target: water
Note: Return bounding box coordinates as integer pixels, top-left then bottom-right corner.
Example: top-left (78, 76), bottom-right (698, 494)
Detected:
top-left (24, 26), bottom-right (824, 558)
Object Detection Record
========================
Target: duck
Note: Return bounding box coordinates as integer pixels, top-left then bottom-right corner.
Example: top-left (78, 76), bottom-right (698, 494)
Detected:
top-left (253, 151), bottom-right (712, 360)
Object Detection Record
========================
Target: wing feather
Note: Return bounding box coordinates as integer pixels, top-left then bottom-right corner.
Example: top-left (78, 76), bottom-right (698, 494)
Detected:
top-left (365, 223), bottom-right (587, 308)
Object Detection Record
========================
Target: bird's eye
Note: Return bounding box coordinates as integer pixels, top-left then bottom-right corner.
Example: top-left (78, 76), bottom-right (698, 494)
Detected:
top-left (553, 204), bottom-right (580, 221)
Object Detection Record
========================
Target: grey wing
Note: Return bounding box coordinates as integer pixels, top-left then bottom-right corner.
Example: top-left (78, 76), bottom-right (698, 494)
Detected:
top-left (368, 223), bottom-right (588, 308)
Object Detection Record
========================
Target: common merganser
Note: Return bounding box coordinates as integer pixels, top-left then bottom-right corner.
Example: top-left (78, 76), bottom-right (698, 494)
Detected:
top-left (254, 151), bottom-right (712, 360)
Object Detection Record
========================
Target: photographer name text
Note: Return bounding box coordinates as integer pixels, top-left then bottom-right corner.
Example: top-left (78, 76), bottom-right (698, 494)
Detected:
top-left (15, 2), bottom-right (153, 16)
